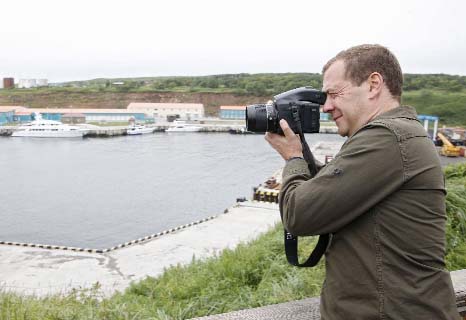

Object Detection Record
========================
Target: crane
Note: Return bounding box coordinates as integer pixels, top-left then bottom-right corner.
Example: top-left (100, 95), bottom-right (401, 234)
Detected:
top-left (437, 132), bottom-right (461, 157)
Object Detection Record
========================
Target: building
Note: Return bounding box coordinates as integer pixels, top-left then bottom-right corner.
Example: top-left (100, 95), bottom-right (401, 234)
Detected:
top-left (3, 78), bottom-right (14, 89)
top-left (0, 109), bottom-right (14, 125)
top-left (32, 108), bottom-right (146, 123)
top-left (0, 106), bottom-right (29, 125)
top-left (127, 103), bottom-right (204, 121)
top-left (61, 113), bottom-right (86, 124)
top-left (18, 79), bottom-right (37, 89)
top-left (14, 111), bottom-right (34, 122)
top-left (219, 106), bottom-right (246, 119)
top-left (16, 79), bottom-right (48, 89)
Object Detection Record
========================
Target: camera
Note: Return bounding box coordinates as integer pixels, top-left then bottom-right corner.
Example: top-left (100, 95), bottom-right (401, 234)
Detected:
top-left (245, 87), bottom-right (327, 134)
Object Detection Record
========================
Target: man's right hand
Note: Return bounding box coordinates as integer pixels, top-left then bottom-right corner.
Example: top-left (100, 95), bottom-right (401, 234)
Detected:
top-left (265, 119), bottom-right (304, 161)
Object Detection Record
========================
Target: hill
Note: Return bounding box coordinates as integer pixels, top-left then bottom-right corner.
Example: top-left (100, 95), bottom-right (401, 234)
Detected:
top-left (0, 73), bottom-right (465, 124)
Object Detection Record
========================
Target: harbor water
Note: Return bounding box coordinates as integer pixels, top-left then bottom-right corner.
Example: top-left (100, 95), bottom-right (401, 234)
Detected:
top-left (0, 133), bottom-right (345, 248)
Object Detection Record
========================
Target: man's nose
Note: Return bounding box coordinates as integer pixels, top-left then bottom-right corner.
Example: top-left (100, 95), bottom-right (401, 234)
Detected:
top-left (322, 99), bottom-right (333, 113)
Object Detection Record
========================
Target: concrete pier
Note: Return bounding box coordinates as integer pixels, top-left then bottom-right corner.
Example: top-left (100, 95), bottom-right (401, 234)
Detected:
top-left (0, 122), bottom-right (339, 137)
top-left (0, 201), bottom-right (280, 297)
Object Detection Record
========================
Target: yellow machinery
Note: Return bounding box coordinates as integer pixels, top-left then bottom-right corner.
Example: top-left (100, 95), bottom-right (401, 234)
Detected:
top-left (437, 132), bottom-right (461, 157)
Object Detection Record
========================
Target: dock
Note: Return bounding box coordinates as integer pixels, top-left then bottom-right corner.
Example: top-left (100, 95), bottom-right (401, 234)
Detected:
top-left (0, 122), bottom-right (339, 137)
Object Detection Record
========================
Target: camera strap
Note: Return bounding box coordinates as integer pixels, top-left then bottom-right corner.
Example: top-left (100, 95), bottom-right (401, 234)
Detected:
top-left (282, 105), bottom-right (329, 267)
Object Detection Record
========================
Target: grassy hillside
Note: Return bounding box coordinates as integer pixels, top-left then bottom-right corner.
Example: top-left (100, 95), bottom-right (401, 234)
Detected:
top-left (402, 90), bottom-right (466, 126)
top-left (0, 73), bottom-right (465, 125)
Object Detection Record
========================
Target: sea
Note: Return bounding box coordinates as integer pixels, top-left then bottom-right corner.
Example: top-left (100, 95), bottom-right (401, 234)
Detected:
top-left (0, 132), bottom-right (345, 248)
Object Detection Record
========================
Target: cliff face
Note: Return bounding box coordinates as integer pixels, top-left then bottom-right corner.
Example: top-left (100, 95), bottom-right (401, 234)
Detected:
top-left (0, 92), bottom-right (269, 116)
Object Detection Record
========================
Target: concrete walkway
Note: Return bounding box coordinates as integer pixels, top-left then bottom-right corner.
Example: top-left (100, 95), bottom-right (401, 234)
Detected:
top-left (0, 201), bottom-right (281, 297)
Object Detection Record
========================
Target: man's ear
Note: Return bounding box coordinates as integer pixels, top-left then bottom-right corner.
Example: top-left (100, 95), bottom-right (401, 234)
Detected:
top-left (367, 72), bottom-right (383, 98)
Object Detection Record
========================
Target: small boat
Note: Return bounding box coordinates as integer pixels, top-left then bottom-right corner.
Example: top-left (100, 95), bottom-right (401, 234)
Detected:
top-left (127, 125), bottom-right (153, 135)
top-left (166, 120), bottom-right (202, 132)
top-left (12, 114), bottom-right (86, 138)
top-left (228, 126), bottom-right (254, 134)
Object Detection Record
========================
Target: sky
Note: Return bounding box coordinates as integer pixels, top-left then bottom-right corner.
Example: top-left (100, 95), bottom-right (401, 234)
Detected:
top-left (1, 0), bottom-right (465, 82)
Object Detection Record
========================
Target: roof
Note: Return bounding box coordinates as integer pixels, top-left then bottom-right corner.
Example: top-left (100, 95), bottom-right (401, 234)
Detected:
top-left (29, 108), bottom-right (145, 114)
top-left (220, 106), bottom-right (246, 110)
top-left (0, 106), bottom-right (29, 112)
top-left (62, 113), bottom-right (86, 117)
top-left (127, 103), bottom-right (204, 110)
top-left (15, 111), bottom-right (33, 116)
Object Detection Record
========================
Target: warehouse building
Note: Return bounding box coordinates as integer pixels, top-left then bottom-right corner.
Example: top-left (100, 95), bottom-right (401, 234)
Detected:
top-left (0, 110), bottom-right (14, 125)
top-left (127, 103), bottom-right (204, 121)
top-left (0, 106), bottom-right (29, 124)
top-left (61, 113), bottom-right (86, 124)
top-left (32, 108), bottom-right (146, 123)
top-left (219, 106), bottom-right (246, 119)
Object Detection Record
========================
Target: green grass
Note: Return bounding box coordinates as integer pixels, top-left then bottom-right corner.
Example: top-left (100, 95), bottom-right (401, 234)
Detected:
top-left (1, 163), bottom-right (466, 319)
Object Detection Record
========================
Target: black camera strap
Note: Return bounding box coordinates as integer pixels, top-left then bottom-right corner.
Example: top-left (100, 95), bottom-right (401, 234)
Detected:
top-left (283, 105), bottom-right (329, 267)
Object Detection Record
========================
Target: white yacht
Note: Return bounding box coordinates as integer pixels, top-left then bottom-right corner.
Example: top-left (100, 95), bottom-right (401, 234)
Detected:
top-left (11, 114), bottom-right (86, 138)
top-left (166, 120), bottom-right (202, 132)
top-left (127, 125), bottom-right (153, 135)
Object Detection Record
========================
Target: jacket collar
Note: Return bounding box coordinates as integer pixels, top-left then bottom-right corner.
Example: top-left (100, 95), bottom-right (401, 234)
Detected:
top-left (372, 106), bottom-right (418, 121)
top-left (348, 106), bottom-right (419, 140)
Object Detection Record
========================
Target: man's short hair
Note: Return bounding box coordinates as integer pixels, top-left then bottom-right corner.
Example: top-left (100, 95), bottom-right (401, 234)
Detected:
top-left (322, 44), bottom-right (403, 101)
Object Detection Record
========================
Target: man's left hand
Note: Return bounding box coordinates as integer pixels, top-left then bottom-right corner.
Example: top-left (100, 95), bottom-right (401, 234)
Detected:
top-left (265, 119), bottom-right (303, 161)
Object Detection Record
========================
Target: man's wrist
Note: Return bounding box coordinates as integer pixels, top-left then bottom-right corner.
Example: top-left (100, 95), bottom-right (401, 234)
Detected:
top-left (286, 156), bottom-right (304, 163)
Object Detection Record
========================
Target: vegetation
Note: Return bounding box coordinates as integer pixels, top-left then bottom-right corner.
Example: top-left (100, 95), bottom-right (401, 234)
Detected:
top-left (1, 163), bottom-right (466, 319)
top-left (402, 90), bottom-right (466, 126)
top-left (1, 73), bottom-right (465, 125)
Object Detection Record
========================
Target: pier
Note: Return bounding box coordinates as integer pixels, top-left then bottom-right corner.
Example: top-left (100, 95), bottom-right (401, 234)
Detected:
top-left (0, 201), bottom-right (281, 297)
top-left (0, 122), bottom-right (339, 137)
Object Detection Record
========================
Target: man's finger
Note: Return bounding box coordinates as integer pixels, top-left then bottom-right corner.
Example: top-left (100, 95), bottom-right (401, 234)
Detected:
top-left (280, 119), bottom-right (296, 137)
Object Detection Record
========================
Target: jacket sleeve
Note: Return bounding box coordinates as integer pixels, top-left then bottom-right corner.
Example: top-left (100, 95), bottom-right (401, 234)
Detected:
top-left (279, 126), bottom-right (405, 236)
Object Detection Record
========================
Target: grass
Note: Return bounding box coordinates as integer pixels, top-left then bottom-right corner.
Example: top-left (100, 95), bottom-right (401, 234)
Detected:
top-left (1, 163), bottom-right (466, 319)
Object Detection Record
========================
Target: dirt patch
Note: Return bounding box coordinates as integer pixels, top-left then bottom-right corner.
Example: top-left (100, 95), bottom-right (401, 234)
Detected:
top-left (0, 92), bottom-right (269, 116)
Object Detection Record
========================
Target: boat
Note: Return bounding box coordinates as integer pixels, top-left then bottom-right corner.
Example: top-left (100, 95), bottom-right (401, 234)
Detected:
top-left (228, 126), bottom-right (254, 134)
top-left (127, 125), bottom-right (153, 135)
top-left (165, 120), bottom-right (202, 132)
top-left (11, 114), bottom-right (86, 138)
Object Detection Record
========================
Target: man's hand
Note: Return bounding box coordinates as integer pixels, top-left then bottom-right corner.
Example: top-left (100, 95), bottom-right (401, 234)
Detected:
top-left (265, 119), bottom-right (303, 161)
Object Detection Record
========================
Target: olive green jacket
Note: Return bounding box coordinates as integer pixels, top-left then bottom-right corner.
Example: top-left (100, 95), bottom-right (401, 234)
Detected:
top-left (280, 106), bottom-right (459, 319)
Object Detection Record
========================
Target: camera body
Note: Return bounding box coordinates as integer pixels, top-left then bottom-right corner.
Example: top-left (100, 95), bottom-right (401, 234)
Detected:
top-left (246, 87), bottom-right (327, 134)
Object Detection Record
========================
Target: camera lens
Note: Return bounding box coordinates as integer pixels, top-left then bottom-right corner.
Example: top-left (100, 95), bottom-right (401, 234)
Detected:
top-left (246, 104), bottom-right (269, 133)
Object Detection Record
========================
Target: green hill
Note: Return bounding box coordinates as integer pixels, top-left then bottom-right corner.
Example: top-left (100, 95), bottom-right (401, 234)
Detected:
top-left (1, 73), bottom-right (465, 125)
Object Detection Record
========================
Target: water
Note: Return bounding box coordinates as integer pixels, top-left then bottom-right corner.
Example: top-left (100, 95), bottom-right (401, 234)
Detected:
top-left (0, 133), bottom-right (345, 248)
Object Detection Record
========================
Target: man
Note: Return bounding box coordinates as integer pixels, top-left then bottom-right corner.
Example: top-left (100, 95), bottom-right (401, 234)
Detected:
top-left (265, 44), bottom-right (460, 319)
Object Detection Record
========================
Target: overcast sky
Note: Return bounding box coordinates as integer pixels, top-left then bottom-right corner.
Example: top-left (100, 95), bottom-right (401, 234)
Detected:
top-left (1, 0), bottom-right (465, 82)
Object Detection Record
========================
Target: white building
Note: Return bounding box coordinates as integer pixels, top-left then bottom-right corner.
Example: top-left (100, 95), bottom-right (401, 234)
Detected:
top-left (18, 79), bottom-right (37, 88)
top-left (18, 79), bottom-right (48, 88)
top-left (127, 103), bottom-right (204, 121)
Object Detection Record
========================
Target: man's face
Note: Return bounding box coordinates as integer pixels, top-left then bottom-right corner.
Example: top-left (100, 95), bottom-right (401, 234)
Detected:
top-left (322, 60), bottom-right (368, 137)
